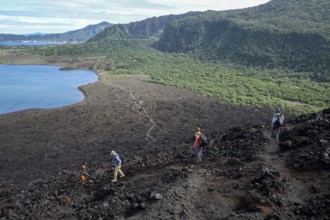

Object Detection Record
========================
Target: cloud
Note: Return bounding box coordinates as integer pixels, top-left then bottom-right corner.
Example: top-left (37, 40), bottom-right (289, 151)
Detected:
top-left (150, 0), bottom-right (270, 12)
top-left (0, 0), bottom-right (270, 34)
top-left (50, 0), bottom-right (174, 10)
top-left (0, 19), bottom-right (70, 27)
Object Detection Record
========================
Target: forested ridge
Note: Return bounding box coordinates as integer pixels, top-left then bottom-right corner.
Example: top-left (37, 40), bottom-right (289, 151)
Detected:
top-left (154, 0), bottom-right (330, 75)
top-left (14, 0), bottom-right (330, 113)
top-left (88, 12), bottom-right (202, 42)
top-left (83, 0), bottom-right (330, 80)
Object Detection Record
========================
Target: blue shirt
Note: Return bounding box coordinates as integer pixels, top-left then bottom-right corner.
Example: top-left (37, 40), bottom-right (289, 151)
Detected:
top-left (114, 154), bottom-right (122, 166)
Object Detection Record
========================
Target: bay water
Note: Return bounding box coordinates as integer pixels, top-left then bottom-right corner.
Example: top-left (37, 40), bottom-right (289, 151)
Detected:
top-left (0, 64), bottom-right (98, 114)
top-left (0, 41), bottom-right (66, 46)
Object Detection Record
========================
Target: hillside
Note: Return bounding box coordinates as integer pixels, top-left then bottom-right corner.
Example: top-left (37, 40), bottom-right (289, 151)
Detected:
top-left (2, 0), bottom-right (329, 113)
top-left (154, 0), bottom-right (330, 74)
top-left (88, 12), bottom-right (202, 42)
top-left (84, 0), bottom-right (330, 79)
top-left (0, 76), bottom-right (329, 219)
top-left (0, 22), bottom-right (112, 42)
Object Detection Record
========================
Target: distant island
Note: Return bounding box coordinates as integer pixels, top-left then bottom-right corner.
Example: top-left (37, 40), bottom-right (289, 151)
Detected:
top-left (0, 21), bottom-right (112, 43)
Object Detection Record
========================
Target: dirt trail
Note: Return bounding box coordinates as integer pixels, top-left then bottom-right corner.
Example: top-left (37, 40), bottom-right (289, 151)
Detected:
top-left (261, 130), bottom-right (305, 205)
top-left (1, 55), bottom-right (329, 219)
top-left (101, 80), bottom-right (157, 143)
top-left (260, 129), bottom-right (329, 211)
top-left (1, 108), bottom-right (329, 219)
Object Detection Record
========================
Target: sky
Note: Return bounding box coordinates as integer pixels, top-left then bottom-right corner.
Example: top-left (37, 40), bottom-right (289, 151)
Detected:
top-left (0, 0), bottom-right (270, 35)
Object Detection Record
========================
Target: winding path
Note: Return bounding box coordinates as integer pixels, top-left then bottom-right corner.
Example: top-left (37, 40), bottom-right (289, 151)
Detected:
top-left (103, 79), bottom-right (157, 144)
top-left (260, 129), bottom-right (327, 206)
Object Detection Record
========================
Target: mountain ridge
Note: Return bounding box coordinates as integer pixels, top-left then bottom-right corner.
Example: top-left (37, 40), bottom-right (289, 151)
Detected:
top-left (0, 21), bottom-right (112, 42)
top-left (87, 0), bottom-right (330, 74)
top-left (153, 0), bottom-right (330, 73)
top-left (88, 12), bottom-right (202, 42)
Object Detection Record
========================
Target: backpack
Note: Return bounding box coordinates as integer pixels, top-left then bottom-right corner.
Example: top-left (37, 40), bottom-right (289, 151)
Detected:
top-left (118, 154), bottom-right (124, 165)
top-left (274, 114), bottom-right (284, 127)
top-left (200, 133), bottom-right (208, 147)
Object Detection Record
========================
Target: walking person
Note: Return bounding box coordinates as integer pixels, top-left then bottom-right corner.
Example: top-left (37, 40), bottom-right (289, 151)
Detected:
top-left (111, 151), bottom-right (125, 183)
top-left (80, 160), bottom-right (94, 185)
top-left (193, 127), bottom-right (203, 163)
top-left (271, 106), bottom-right (285, 144)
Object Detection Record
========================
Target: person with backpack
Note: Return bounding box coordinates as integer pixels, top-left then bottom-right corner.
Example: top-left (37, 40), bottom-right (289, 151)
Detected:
top-left (271, 106), bottom-right (285, 144)
top-left (80, 160), bottom-right (94, 185)
top-left (192, 127), bottom-right (207, 163)
top-left (111, 150), bottom-right (125, 183)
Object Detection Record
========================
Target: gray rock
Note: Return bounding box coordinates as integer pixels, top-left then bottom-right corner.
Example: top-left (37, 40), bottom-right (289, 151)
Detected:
top-left (139, 202), bottom-right (146, 209)
top-left (154, 193), bottom-right (163, 200)
top-left (150, 191), bottom-right (163, 200)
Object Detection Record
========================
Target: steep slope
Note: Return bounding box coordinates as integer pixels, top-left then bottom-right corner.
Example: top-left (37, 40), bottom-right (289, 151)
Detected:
top-left (88, 12), bottom-right (202, 42)
top-left (154, 0), bottom-right (330, 74)
top-left (1, 100), bottom-right (328, 219)
top-left (222, 0), bottom-right (330, 38)
top-left (0, 22), bottom-right (112, 42)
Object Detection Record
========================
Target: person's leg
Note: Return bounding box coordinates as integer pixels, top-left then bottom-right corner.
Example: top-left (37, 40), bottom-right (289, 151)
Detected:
top-left (118, 165), bottom-right (125, 177)
top-left (271, 128), bottom-right (275, 139)
top-left (195, 148), bottom-right (199, 162)
top-left (274, 128), bottom-right (280, 143)
top-left (196, 148), bottom-right (202, 162)
top-left (112, 166), bottom-right (120, 182)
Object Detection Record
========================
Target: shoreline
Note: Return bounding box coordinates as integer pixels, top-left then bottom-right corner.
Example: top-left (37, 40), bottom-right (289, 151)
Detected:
top-left (0, 63), bottom-right (100, 116)
top-left (0, 54), bottom-right (272, 186)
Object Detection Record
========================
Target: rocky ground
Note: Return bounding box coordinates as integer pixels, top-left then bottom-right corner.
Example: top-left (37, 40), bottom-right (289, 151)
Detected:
top-left (0, 55), bottom-right (329, 219)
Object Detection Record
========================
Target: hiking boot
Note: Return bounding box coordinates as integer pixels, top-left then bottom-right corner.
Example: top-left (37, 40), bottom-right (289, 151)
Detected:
top-left (111, 179), bottom-right (117, 183)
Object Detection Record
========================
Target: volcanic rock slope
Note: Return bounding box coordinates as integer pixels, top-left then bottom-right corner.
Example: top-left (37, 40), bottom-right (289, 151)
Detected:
top-left (1, 104), bottom-right (329, 219)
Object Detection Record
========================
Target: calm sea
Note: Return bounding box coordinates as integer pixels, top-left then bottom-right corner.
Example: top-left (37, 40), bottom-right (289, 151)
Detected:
top-left (0, 64), bottom-right (98, 114)
top-left (0, 41), bottom-right (66, 46)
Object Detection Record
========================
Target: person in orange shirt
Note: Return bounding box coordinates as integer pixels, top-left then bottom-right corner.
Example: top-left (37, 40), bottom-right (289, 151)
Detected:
top-left (80, 160), bottom-right (93, 185)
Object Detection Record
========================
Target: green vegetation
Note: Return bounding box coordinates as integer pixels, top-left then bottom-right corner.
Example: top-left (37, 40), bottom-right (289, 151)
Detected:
top-left (103, 50), bottom-right (330, 114)
top-left (155, 0), bottom-right (330, 75)
top-left (30, 40), bottom-right (329, 114)
top-left (2, 0), bottom-right (329, 114)
top-left (231, 0), bottom-right (330, 38)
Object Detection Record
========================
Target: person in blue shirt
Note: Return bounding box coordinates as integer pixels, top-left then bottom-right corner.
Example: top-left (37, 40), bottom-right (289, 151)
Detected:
top-left (111, 151), bottom-right (125, 183)
top-left (271, 106), bottom-right (285, 144)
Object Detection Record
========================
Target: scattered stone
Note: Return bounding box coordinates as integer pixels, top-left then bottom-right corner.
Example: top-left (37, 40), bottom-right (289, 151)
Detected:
top-left (149, 192), bottom-right (163, 200)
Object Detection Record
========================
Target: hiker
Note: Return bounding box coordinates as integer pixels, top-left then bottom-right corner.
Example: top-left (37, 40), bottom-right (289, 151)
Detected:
top-left (193, 127), bottom-right (203, 163)
top-left (80, 160), bottom-right (93, 185)
top-left (271, 106), bottom-right (285, 143)
top-left (111, 151), bottom-right (125, 183)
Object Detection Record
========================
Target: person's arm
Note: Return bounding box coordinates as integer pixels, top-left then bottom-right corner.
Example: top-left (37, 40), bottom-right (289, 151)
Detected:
top-left (192, 135), bottom-right (197, 149)
top-left (115, 155), bottom-right (122, 166)
top-left (271, 115), bottom-right (276, 128)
